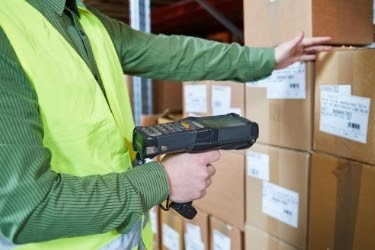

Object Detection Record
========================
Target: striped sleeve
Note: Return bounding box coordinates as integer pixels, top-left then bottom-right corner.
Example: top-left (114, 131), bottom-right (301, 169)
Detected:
top-left (90, 7), bottom-right (275, 83)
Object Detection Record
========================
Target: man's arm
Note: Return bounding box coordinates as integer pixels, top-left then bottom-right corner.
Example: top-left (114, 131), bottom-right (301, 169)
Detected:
top-left (90, 7), bottom-right (275, 83)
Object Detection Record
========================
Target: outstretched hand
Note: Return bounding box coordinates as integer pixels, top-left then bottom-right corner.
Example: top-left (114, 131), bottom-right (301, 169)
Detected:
top-left (274, 32), bottom-right (332, 70)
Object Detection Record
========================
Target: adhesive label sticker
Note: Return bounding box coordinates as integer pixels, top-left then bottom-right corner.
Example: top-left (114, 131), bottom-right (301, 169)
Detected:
top-left (320, 85), bottom-right (370, 143)
top-left (262, 181), bottom-right (299, 228)
top-left (246, 151), bottom-right (270, 181)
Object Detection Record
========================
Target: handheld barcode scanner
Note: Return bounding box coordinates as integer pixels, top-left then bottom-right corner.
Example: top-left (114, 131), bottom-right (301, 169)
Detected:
top-left (132, 113), bottom-right (259, 219)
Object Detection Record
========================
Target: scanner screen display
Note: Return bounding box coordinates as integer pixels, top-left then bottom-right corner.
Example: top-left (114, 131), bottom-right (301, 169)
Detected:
top-left (194, 116), bottom-right (246, 128)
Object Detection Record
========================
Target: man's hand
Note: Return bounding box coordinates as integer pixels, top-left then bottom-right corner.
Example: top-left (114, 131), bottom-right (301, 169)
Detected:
top-left (275, 32), bottom-right (332, 70)
top-left (161, 150), bottom-right (220, 203)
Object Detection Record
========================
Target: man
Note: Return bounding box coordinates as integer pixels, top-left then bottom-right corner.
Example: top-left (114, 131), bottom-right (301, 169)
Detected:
top-left (0, 0), bottom-right (331, 249)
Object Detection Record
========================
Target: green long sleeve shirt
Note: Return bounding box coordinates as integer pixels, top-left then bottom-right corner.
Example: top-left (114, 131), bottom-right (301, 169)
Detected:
top-left (0, 0), bottom-right (275, 245)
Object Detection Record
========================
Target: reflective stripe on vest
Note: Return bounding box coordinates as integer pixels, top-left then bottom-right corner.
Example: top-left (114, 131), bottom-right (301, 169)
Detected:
top-left (0, 0), bottom-right (152, 249)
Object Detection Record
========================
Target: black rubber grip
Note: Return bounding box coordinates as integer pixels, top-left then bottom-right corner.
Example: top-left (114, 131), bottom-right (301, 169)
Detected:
top-left (170, 201), bottom-right (197, 220)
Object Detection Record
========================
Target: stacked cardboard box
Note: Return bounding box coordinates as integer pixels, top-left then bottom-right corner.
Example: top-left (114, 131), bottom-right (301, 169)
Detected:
top-left (244, 0), bottom-right (373, 47)
top-left (309, 152), bottom-right (375, 250)
top-left (310, 48), bottom-right (375, 249)
top-left (183, 81), bottom-right (245, 118)
top-left (159, 208), bottom-right (210, 250)
top-left (243, 1), bottom-right (374, 250)
top-left (246, 224), bottom-right (297, 250)
top-left (176, 1), bottom-right (374, 249)
top-left (246, 144), bottom-right (310, 249)
top-left (179, 49), bottom-right (375, 250)
top-left (209, 216), bottom-right (243, 250)
top-left (150, 206), bottom-right (161, 250)
top-left (181, 80), bottom-right (247, 248)
top-left (313, 48), bottom-right (375, 166)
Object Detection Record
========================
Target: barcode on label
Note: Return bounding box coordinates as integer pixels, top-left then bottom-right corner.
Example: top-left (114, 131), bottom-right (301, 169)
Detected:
top-left (249, 169), bottom-right (259, 176)
top-left (213, 101), bottom-right (222, 107)
top-left (283, 209), bottom-right (293, 216)
top-left (289, 83), bottom-right (299, 88)
top-left (348, 122), bottom-right (360, 130)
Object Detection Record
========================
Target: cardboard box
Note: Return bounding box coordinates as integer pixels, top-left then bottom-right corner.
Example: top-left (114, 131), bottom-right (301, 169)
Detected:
top-left (157, 112), bottom-right (183, 125)
top-left (183, 81), bottom-right (211, 117)
top-left (314, 48), bottom-right (375, 165)
top-left (245, 224), bottom-right (297, 250)
top-left (308, 152), bottom-right (375, 250)
top-left (246, 143), bottom-right (309, 249)
top-left (160, 209), bottom-right (185, 250)
top-left (244, 0), bottom-right (373, 46)
top-left (153, 79), bottom-right (183, 114)
top-left (183, 81), bottom-right (245, 117)
top-left (150, 206), bottom-right (161, 250)
top-left (184, 209), bottom-right (209, 250)
top-left (209, 216), bottom-right (243, 250)
top-left (206, 31), bottom-right (232, 43)
top-left (245, 62), bottom-right (315, 151)
top-left (194, 150), bottom-right (246, 230)
top-left (141, 110), bottom-right (183, 127)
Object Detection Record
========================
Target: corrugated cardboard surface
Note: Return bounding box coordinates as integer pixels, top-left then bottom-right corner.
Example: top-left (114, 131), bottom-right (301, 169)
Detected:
top-left (244, 0), bottom-right (373, 46)
top-left (153, 80), bottom-right (183, 114)
top-left (245, 62), bottom-right (315, 151)
top-left (209, 216), bottom-right (243, 250)
top-left (308, 152), bottom-right (375, 250)
top-left (194, 150), bottom-right (246, 230)
top-left (161, 209), bottom-right (184, 250)
top-left (183, 81), bottom-right (211, 117)
top-left (209, 81), bottom-right (245, 117)
top-left (245, 224), bottom-right (297, 250)
top-left (314, 48), bottom-right (375, 165)
top-left (184, 209), bottom-right (209, 250)
top-left (151, 206), bottom-right (161, 250)
top-left (246, 143), bottom-right (309, 249)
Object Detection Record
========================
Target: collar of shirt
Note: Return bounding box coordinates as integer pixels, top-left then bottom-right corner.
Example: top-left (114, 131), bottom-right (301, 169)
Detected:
top-left (28, 0), bottom-right (86, 16)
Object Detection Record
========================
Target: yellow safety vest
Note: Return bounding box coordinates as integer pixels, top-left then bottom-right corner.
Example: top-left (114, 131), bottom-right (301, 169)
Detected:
top-left (0, 0), bottom-right (152, 249)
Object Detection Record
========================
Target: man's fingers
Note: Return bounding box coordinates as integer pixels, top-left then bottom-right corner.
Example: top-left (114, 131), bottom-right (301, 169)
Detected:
top-left (299, 54), bottom-right (316, 62)
top-left (203, 150), bottom-right (221, 163)
top-left (302, 36), bottom-right (332, 47)
top-left (291, 31), bottom-right (305, 47)
top-left (304, 45), bottom-right (332, 53)
top-left (206, 164), bottom-right (216, 177)
top-left (205, 178), bottom-right (212, 188)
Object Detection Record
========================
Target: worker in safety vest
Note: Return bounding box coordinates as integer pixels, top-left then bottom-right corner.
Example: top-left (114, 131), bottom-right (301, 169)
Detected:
top-left (0, 0), bottom-right (331, 249)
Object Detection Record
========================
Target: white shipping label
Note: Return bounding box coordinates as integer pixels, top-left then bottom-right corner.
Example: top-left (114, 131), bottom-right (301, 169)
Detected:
top-left (246, 62), bottom-right (306, 99)
top-left (150, 208), bottom-right (158, 234)
top-left (184, 84), bottom-right (208, 113)
top-left (162, 224), bottom-right (180, 250)
top-left (229, 107), bottom-right (241, 116)
top-left (212, 230), bottom-right (231, 250)
top-left (320, 88), bottom-right (371, 144)
top-left (185, 223), bottom-right (201, 240)
top-left (262, 181), bottom-right (299, 228)
top-left (185, 238), bottom-right (204, 250)
top-left (246, 78), bottom-right (269, 88)
top-left (185, 229), bottom-right (205, 250)
top-left (212, 85), bottom-right (231, 115)
top-left (320, 84), bottom-right (351, 96)
top-left (266, 62), bottom-right (306, 99)
top-left (246, 151), bottom-right (270, 181)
